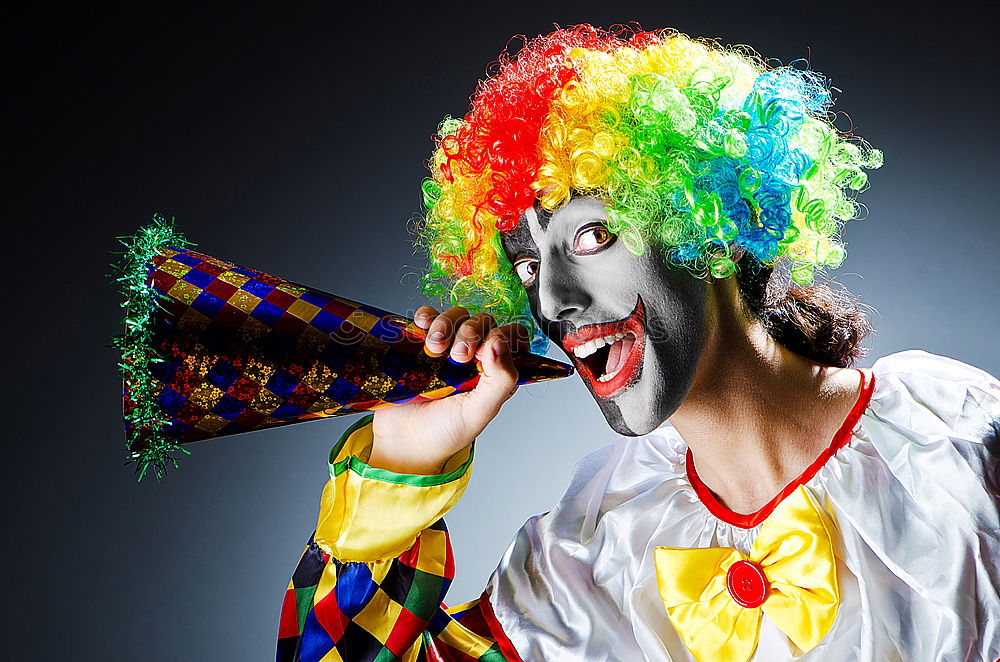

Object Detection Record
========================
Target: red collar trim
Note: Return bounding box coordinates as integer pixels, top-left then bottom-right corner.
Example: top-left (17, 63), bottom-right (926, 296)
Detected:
top-left (685, 368), bottom-right (875, 529)
top-left (478, 591), bottom-right (524, 662)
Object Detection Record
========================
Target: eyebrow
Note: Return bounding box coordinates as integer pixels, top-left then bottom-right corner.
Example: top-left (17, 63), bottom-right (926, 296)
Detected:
top-left (502, 215), bottom-right (538, 258)
top-left (534, 204), bottom-right (553, 231)
top-left (504, 202), bottom-right (552, 256)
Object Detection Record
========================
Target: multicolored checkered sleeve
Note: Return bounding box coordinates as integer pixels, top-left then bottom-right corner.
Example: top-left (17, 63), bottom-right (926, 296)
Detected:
top-left (276, 418), bottom-right (522, 661)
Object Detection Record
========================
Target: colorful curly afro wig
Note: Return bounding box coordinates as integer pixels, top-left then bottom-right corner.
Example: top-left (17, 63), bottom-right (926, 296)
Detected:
top-left (418, 25), bottom-right (882, 344)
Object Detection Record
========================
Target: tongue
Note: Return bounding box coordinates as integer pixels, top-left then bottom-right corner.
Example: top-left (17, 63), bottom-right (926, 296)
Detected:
top-left (603, 335), bottom-right (635, 378)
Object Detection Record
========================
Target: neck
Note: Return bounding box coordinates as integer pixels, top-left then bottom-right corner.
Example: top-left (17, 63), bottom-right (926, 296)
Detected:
top-left (668, 278), bottom-right (862, 514)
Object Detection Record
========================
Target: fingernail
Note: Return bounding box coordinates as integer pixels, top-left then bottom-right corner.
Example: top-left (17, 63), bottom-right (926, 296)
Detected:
top-left (428, 331), bottom-right (445, 343)
top-left (454, 341), bottom-right (470, 355)
top-left (492, 340), bottom-right (508, 358)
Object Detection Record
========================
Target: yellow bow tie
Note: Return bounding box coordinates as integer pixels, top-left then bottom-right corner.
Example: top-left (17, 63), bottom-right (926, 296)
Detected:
top-left (654, 486), bottom-right (840, 662)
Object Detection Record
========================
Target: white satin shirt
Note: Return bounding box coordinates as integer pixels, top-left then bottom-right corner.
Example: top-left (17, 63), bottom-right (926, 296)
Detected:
top-left (486, 351), bottom-right (1000, 661)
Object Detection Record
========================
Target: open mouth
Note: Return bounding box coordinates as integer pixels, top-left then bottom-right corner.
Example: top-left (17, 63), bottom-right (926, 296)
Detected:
top-left (561, 297), bottom-right (646, 399)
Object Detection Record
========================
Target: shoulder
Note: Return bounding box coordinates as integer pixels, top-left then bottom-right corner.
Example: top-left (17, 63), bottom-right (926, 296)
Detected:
top-left (549, 424), bottom-right (691, 527)
top-left (825, 351), bottom-right (1000, 647)
top-left (837, 350), bottom-right (1000, 553)
top-left (868, 349), bottom-right (1000, 448)
top-left (492, 422), bottom-right (694, 570)
top-left (871, 349), bottom-right (999, 389)
top-left (491, 424), bottom-right (695, 589)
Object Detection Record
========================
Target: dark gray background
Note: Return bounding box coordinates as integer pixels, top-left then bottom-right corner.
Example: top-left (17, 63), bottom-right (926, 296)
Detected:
top-left (7, 2), bottom-right (998, 659)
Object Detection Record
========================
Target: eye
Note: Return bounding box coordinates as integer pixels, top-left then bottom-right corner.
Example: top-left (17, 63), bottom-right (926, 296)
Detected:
top-left (513, 258), bottom-right (539, 286)
top-left (574, 222), bottom-right (616, 255)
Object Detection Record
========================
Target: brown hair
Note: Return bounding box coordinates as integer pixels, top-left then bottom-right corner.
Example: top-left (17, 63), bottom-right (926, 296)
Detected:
top-left (736, 260), bottom-right (872, 368)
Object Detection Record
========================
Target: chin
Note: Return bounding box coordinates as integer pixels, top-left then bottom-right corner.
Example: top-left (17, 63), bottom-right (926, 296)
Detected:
top-left (603, 406), bottom-right (662, 437)
top-left (593, 377), bottom-right (684, 437)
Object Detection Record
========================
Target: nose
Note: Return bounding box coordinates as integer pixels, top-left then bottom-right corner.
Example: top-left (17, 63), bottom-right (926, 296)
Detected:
top-left (536, 253), bottom-right (592, 325)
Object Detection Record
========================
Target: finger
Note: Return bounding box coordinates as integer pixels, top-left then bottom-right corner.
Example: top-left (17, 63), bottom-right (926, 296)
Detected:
top-left (470, 328), bottom-right (520, 408)
top-left (504, 322), bottom-right (532, 355)
top-left (475, 322), bottom-right (530, 359)
top-left (425, 306), bottom-right (470, 356)
top-left (414, 305), bottom-right (439, 330)
top-left (455, 324), bottom-right (534, 437)
top-left (452, 313), bottom-right (496, 363)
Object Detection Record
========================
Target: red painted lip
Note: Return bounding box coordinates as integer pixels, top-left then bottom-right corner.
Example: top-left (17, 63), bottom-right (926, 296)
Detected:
top-left (562, 297), bottom-right (646, 399)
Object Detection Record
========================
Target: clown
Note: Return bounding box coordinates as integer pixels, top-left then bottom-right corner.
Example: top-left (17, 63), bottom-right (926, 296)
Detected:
top-left (277, 26), bottom-right (1000, 661)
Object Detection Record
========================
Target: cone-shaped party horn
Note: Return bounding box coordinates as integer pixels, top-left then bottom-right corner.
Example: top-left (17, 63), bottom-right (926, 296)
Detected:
top-left (113, 216), bottom-right (572, 479)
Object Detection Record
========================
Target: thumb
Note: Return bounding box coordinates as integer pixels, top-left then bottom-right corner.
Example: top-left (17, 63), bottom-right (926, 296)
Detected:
top-left (461, 332), bottom-right (519, 432)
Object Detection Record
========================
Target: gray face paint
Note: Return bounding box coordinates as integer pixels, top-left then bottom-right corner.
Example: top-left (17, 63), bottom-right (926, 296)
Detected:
top-left (501, 197), bottom-right (708, 436)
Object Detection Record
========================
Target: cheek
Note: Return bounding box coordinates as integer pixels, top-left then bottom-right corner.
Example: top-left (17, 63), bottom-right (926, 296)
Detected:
top-left (644, 272), bottom-right (708, 359)
top-left (664, 288), bottom-right (706, 340)
top-left (641, 250), bottom-right (704, 310)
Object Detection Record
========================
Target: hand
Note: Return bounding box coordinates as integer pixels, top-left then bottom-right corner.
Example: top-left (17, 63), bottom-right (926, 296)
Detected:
top-left (369, 306), bottom-right (530, 474)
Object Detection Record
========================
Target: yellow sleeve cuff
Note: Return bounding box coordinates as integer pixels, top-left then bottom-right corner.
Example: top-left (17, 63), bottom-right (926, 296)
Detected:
top-left (314, 415), bottom-right (473, 562)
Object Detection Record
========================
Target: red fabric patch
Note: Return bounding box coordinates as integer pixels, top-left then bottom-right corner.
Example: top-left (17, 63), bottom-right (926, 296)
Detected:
top-left (323, 299), bottom-right (357, 320)
top-left (264, 288), bottom-right (297, 309)
top-left (450, 601), bottom-right (490, 638)
top-left (384, 607), bottom-right (427, 655)
top-left (213, 303), bottom-right (249, 328)
top-left (397, 538), bottom-right (421, 569)
top-left (204, 278), bottom-right (238, 300)
top-left (174, 399), bottom-right (208, 427)
top-left (169, 366), bottom-right (202, 397)
top-left (286, 382), bottom-right (320, 410)
top-left (478, 592), bottom-right (523, 662)
top-left (273, 312), bottom-right (308, 336)
top-left (151, 269), bottom-right (178, 292)
top-left (443, 535), bottom-right (456, 581)
top-left (312, 588), bottom-right (348, 642)
top-left (231, 410), bottom-right (267, 428)
top-left (195, 260), bottom-right (227, 277)
top-left (277, 588), bottom-right (301, 638)
top-left (227, 374), bottom-right (262, 401)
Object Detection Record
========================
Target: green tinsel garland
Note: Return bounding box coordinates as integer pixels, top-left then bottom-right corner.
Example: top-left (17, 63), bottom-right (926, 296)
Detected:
top-left (110, 214), bottom-right (194, 480)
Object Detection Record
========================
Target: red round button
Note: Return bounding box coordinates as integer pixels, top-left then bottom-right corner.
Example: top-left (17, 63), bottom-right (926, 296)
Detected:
top-left (726, 560), bottom-right (770, 608)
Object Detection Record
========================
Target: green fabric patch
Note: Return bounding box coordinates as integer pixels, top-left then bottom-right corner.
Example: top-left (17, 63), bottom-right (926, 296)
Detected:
top-left (479, 643), bottom-right (508, 661)
top-left (403, 568), bottom-right (445, 621)
top-left (295, 585), bottom-right (318, 633)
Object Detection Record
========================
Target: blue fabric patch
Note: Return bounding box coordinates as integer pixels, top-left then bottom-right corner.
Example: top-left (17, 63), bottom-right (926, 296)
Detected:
top-left (242, 279), bottom-right (274, 298)
top-left (335, 563), bottom-right (378, 619)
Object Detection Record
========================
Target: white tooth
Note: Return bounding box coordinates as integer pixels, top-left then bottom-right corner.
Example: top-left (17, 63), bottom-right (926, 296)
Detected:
top-left (575, 335), bottom-right (626, 361)
top-left (598, 365), bottom-right (623, 382)
top-left (595, 333), bottom-right (634, 383)
top-left (598, 366), bottom-right (622, 382)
